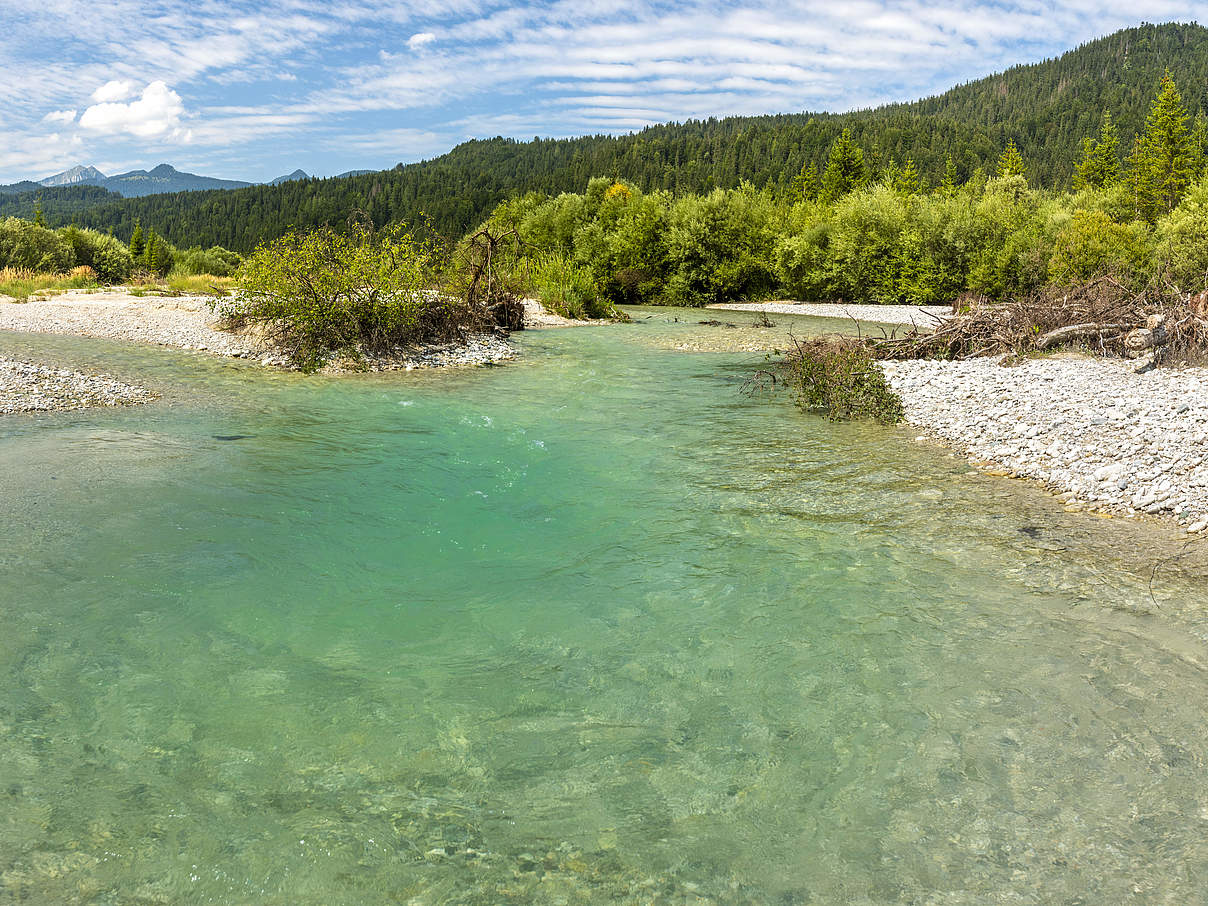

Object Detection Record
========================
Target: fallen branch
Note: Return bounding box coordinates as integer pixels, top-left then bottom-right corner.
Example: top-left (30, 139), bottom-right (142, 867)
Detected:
top-left (1034, 322), bottom-right (1130, 350)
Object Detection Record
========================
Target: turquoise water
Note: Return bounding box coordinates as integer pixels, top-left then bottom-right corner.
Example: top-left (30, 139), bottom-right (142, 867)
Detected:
top-left (3, 313), bottom-right (1208, 904)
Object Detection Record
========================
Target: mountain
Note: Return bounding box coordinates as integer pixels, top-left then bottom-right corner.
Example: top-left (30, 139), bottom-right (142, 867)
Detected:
top-left (3, 163), bottom-right (252, 199)
top-left (100, 164), bottom-right (251, 197)
top-left (39, 165), bottom-right (106, 187)
top-left (270, 169), bottom-right (309, 185)
top-left (7, 22), bottom-right (1208, 250)
top-left (335, 169), bottom-right (377, 178)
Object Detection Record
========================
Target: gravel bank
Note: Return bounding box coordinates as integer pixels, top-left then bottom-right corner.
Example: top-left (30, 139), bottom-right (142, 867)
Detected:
top-left (1, 357), bottom-right (154, 415)
top-left (708, 301), bottom-right (950, 327)
top-left (0, 290), bottom-right (514, 370)
top-left (883, 355), bottom-right (1208, 533)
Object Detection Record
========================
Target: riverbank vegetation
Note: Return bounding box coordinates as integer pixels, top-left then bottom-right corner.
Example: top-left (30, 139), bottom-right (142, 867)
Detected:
top-left (0, 214), bottom-right (241, 300)
top-left (216, 223), bottom-right (496, 371)
top-left (473, 72), bottom-right (1208, 310)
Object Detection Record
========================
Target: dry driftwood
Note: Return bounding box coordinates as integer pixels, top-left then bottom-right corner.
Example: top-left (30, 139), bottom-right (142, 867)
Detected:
top-left (1035, 322), bottom-right (1132, 350)
top-left (872, 277), bottom-right (1208, 365)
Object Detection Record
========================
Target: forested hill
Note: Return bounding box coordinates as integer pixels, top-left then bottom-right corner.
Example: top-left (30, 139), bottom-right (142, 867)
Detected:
top-left (4, 21), bottom-right (1207, 252)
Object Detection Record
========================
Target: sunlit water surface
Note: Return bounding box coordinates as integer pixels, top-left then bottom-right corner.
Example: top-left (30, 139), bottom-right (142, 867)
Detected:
top-left (3, 312), bottom-right (1208, 904)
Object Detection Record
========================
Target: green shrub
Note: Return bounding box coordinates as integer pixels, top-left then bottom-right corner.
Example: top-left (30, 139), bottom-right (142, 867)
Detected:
top-left (1155, 177), bottom-right (1208, 290)
top-left (58, 227), bottom-right (133, 283)
top-left (219, 224), bottom-right (482, 371)
top-left (773, 222), bottom-right (835, 300)
top-left (173, 245), bottom-right (242, 277)
top-left (781, 337), bottom-right (904, 423)
top-left (662, 186), bottom-right (777, 306)
top-left (0, 218), bottom-right (74, 272)
top-left (1049, 210), bottom-right (1150, 285)
top-left (532, 252), bottom-right (615, 318)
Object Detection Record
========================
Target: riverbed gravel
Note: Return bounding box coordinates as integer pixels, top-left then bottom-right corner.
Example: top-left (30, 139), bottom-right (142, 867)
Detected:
top-left (0, 357), bottom-right (154, 415)
top-left (0, 290), bottom-right (514, 370)
top-left (709, 300), bottom-right (951, 327)
top-left (883, 355), bottom-right (1208, 532)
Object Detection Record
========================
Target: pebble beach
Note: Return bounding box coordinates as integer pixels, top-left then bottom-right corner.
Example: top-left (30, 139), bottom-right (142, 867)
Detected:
top-left (883, 355), bottom-right (1208, 533)
top-left (0, 357), bottom-right (154, 415)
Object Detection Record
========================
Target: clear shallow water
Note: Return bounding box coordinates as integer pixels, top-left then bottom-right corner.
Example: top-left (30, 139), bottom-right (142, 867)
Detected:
top-left (2, 318), bottom-right (1208, 904)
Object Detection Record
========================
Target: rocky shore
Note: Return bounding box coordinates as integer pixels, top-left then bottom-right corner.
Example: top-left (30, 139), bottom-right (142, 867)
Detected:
top-left (0, 290), bottom-right (516, 371)
top-left (0, 357), bottom-right (154, 415)
top-left (709, 300), bottom-right (950, 327)
top-left (882, 355), bottom-right (1208, 533)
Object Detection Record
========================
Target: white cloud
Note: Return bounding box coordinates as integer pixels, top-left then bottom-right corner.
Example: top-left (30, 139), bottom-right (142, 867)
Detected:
top-left (92, 79), bottom-right (134, 103)
top-left (407, 32), bottom-right (436, 50)
top-left (79, 81), bottom-right (187, 139)
top-left (42, 109), bottom-right (77, 124)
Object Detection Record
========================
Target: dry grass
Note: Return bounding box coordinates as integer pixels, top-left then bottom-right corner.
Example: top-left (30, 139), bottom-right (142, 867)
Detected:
top-left (0, 267), bottom-right (101, 301)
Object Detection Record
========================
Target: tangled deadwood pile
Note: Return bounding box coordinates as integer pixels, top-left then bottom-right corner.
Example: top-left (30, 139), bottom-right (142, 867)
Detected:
top-left (873, 278), bottom-right (1208, 367)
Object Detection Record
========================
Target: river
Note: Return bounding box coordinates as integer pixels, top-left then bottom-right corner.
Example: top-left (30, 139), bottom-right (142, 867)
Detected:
top-left (2, 310), bottom-right (1207, 903)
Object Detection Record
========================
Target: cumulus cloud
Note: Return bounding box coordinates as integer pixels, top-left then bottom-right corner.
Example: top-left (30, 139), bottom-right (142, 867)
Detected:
top-left (407, 32), bottom-right (436, 50)
top-left (79, 81), bottom-right (187, 138)
top-left (42, 109), bottom-right (77, 124)
top-left (92, 79), bottom-right (134, 102)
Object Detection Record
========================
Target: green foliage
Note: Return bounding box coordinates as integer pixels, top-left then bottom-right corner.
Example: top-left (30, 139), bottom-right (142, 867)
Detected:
top-left (1127, 72), bottom-right (1201, 221)
top-left (6, 24), bottom-right (1208, 250)
top-left (1048, 210), bottom-right (1149, 285)
top-left (996, 141), bottom-right (1026, 179)
top-left (0, 217), bottom-right (74, 272)
top-left (821, 129), bottom-right (867, 202)
top-left (531, 252), bottom-right (615, 319)
top-left (58, 226), bottom-right (133, 282)
top-left (661, 186), bottom-right (778, 306)
top-left (219, 224), bottom-right (461, 371)
top-left (1074, 112), bottom-right (1122, 189)
top-left (782, 338), bottom-right (904, 423)
top-left (1155, 176), bottom-right (1208, 290)
top-left (173, 245), bottom-right (241, 277)
top-left (129, 221), bottom-right (144, 259)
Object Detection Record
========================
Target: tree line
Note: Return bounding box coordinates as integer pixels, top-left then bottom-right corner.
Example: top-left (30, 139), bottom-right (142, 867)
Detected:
top-left (483, 71), bottom-right (1208, 308)
top-left (0, 23), bottom-right (1205, 255)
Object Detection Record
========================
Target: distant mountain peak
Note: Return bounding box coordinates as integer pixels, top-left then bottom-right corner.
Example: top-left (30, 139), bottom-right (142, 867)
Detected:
top-left (39, 165), bottom-right (106, 187)
top-left (270, 169), bottom-right (309, 185)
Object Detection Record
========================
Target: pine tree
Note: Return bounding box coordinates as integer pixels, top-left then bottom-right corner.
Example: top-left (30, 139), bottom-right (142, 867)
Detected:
top-left (821, 129), bottom-right (866, 201)
top-left (996, 140), bottom-right (1026, 179)
top-left (143, 230), bottom-right (157, 271)
top-left (1073, 111), bottom-right (1121, 189)
top-left (938, 156), bottom-right (959, 196)
top-left (129, 221), bottom-right (145, 259)
top-left (1190, 111), bottom-right (1208, 180)
top-left (33, 203), bottom-right (45, 227)
top-left (1127, 72), bottom-right (1197, 219)
top-left (790, 161), bottom-right (819, 201)
top-left (894, 158), bottom-right (923, 195)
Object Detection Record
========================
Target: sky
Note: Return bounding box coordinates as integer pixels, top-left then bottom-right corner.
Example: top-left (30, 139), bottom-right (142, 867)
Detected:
top-left (0, 1), bottom-right (1202, 183)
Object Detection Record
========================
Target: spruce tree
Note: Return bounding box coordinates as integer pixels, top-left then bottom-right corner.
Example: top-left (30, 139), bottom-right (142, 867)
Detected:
top-left (894, 158), bottom-right (923, 195)
top-left (1190, 112), bottom-right (1208, 180)
top-left (790, 161), bottom-right (819, 201)
top-left (939, 157), bottom-right (959, 196)
top-left (33, 203), bottom-right (45, 227)
top-left (821, 129), bottom-right (866, 201)
top-left (1127, 72), bottom-right (1197, 219)
top-left (1073, 111), bottom-right (1121, 189)
top-left (129, 221), bottom-right (145, 259)
top-left (996, 140), bottom-right (1026, 179)
top-left (143, 231), bottom-right (157, 271)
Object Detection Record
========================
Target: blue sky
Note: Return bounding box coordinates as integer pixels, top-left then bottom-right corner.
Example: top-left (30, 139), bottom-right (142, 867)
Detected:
top-left (0, 1), bottom-right (1201, 183)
